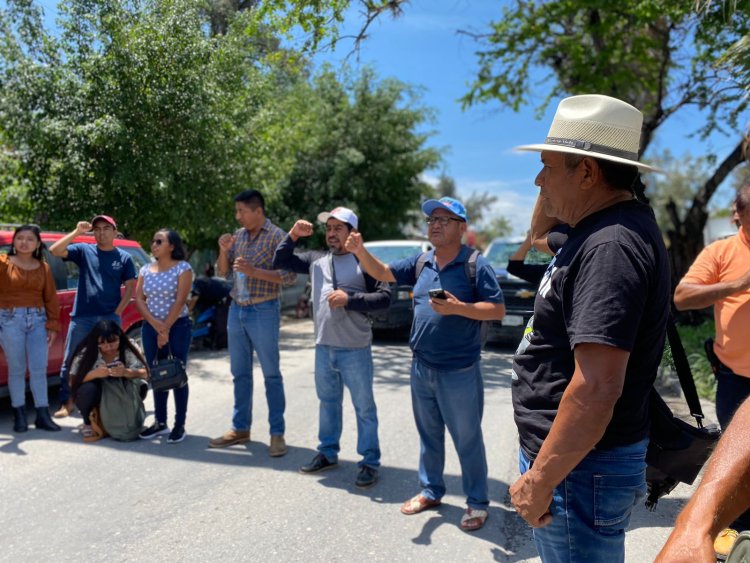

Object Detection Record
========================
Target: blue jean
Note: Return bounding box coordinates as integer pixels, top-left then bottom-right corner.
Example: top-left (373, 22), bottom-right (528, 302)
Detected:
top-left (715, 366), bottom-right (750, 531)
top-left (58, 313), bottom-right (121, 402)
top-left (227, 300), bottom-right (285, 435)
top-left (142, 316), bottom-right (192, 427)
top-left (519, 438), bottom-right (649, 563)
top-left (315, 344), bottom-right (380, 468)
top-left (410, 357), bottom-right (488, 510)
top-left (0, 307), bottom-right (50, 408)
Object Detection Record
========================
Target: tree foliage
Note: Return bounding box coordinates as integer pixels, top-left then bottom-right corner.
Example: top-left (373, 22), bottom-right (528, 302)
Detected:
top-left (271, 66), bottom-right (441, 244)
top-left (460, 0), bottom-right (750, 283)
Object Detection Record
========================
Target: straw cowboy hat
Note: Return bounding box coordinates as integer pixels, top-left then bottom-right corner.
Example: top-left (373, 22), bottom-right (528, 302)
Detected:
top-left (516, 94), bottom-right (662, 173)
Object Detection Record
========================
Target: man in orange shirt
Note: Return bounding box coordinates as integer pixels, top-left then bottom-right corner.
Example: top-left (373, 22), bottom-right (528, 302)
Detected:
top-left (674, 183), bottom-right (750, 559)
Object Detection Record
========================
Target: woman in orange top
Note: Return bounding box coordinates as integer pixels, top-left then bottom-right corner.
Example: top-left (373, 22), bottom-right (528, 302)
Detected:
top-left (0, 225), bottom-right (61, 433)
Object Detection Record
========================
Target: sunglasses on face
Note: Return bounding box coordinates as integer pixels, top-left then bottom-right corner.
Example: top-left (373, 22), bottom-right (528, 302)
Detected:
top-left (425, 216), bottom-right (463, 226)
top-left (151, 239), bottom-right (165, 246)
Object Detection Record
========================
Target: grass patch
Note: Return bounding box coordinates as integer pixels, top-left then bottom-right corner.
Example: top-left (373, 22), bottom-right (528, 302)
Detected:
top-left (661, 320), bottom-right (717, 401)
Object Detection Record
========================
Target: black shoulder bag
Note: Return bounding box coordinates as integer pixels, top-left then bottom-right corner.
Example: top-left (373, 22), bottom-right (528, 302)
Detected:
top-left (645, 316), bottom-right (721, 510)
top-left (149, 344), bottom-right (188, 392)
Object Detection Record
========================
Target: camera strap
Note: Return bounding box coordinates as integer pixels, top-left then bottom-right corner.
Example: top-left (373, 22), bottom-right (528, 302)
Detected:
top-left (665, 314), bottom-right (705, 426)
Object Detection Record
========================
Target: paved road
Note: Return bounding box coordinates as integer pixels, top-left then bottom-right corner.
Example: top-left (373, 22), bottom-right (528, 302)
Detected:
top-left (1, 318), bottom-right (702, 562)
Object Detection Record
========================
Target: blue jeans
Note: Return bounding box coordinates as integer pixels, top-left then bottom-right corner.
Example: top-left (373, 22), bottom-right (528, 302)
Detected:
top-left (519, 438), bottom-right (649, 563)
top-left (315, 344), bottom-right (380, 468)
top-left (142, 316), bottom-right (192, 427)
top-left (58, 313), bottom-right (121, 402)
top-left (410, 357), bottom-right (488, 510)
top-left (0, 307), bottom-right (50, 408)
top-left (227, 300), bottom-right (285, 435)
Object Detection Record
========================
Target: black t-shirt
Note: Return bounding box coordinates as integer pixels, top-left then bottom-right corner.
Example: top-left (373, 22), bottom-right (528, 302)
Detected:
top-left (512, 200), bottom-right (670, 459)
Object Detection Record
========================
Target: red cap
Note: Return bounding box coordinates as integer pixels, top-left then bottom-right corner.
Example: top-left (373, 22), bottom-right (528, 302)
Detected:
top-left (91, 215), bottom-right (117, 229)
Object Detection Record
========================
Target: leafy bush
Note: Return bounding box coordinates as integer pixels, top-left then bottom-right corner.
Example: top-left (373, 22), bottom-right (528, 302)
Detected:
top-left (661, 320), bottom-right (717, 401)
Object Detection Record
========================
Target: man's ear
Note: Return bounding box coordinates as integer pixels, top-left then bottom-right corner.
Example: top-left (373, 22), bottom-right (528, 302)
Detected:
top-left (579, 157), bottom-right (600, 191)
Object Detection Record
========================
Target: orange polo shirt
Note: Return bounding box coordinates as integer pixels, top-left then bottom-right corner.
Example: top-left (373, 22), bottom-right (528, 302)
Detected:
top-left (681, 228), bottom-right (750, 377)
top-left (0, 254), bottom-right (60, 332)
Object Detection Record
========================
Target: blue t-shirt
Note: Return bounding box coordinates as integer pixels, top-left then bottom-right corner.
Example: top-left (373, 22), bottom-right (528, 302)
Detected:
top-left (65, 244), bottom-right (137, 317)
top-left (389, 246), bottom-right (503, 370)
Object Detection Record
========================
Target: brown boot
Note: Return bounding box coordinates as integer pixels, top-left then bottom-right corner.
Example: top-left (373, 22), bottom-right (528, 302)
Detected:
top-left (269, 435), bottom-right (288, 457)
top-left (208, 429), bottom-right (250, 449)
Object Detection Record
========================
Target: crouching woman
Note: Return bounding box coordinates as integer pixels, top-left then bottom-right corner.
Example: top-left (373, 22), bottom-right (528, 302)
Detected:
top-left (68, 320), bottom-right (148, 441)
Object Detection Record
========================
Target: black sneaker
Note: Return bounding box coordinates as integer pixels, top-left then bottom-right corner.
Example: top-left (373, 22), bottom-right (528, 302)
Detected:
top-left (299, 453), bottom-right (337, 474)
top-left (167, 426), bottom-right (186, 444)
top-left (355, 466), bottom-right (379, 489)
top-left (139, 422), bottom-right (169, 439)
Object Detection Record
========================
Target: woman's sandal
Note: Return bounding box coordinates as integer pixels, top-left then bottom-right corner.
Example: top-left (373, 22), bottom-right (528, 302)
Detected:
top-left (460, 508), bottom-right (488, 532)
top-left (400, 494), bottom-right (441, 515)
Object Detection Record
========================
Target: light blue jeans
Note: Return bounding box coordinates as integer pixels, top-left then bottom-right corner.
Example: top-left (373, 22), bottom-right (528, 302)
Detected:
top-left (227, 300), bottom-right (285, 435)
top-left (519, 438), bottom-right (649, 563)
top-left (0, 307), bottom-right (50, 408)
top-left (58, 313), bottom-right (121, 402)
top-left (315, 344), bottom-right (380, 468)
top-left (410, 357), bottom-right (489, 510)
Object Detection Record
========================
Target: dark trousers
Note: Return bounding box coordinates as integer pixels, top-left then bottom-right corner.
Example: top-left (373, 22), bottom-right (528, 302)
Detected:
top-left (75, 380), bottom-right (102, 425)
top-left (142, 317), bottom-right (192, 427)
top-left (716, 366), bottom-right (750, 531)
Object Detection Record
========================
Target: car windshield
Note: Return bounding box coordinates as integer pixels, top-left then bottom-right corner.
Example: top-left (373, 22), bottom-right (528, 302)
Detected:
top-left (485, 242), bottom-right (552, 269)
top-left (366, 244), bottom-right (424, 263)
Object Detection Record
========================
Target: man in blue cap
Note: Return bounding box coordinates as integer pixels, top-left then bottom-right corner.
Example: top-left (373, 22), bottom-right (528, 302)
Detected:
top-left (345, 196), bottom-right (505, 532)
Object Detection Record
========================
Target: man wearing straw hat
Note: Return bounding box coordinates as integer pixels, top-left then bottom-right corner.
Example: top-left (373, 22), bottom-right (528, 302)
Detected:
top-left (508, 94), bottom-right (670, 562)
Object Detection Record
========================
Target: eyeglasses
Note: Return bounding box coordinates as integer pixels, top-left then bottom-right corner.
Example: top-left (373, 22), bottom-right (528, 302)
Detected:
top-left (93, 226), bottom-right (114, 232)
top-left (151, 239), bottom-right (164, 246)
top-left (425, 216), bottom-right (463, 226)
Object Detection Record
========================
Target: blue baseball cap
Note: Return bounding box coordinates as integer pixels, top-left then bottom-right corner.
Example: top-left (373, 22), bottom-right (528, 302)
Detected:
top-left (421, 197), bottom-right (468, 222)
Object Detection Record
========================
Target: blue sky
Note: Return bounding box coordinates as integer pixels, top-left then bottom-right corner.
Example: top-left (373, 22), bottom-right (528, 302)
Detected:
top-left (313, 0), bottom-right (744, 234)
top-left (26, 0), bottom-right (744, 235)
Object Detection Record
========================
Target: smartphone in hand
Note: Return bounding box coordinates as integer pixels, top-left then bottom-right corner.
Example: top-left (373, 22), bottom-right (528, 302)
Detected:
top-left (428, 288), bottom-right (447, 300)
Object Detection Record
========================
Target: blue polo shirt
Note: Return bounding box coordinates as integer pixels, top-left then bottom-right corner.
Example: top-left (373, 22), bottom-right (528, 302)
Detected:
top-left (65, 243), bottom-right (137, 317)
top-left (389, 246), bottom-right (503, 370)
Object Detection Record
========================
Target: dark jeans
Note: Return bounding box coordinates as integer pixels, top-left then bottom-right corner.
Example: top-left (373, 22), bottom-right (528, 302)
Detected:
top-left (75, 380), bottom-right (103, 425)
top-left (142, 317), bottom-right (192, 428)
top-left (716, 366), bottom-right (750, 531)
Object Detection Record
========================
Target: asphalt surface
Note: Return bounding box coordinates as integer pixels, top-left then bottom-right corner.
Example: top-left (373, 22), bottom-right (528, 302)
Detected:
top-left (0, 318), bottom-right (709, 562)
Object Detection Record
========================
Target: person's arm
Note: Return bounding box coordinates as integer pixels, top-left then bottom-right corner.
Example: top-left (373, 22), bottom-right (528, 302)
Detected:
top-left (431, 292), bottom-right (505, 320)
top-left (216, 233), bottom-right (234, 277)
top-left (510, 231), bottom-right (534, 262)
top-left (42, 262), bottom-right (60, 343)
top-left (655, 397), bottom-right (750, 563)
top-left (345, 274), bottom-right (392, 312)
top-left (49, 221), bottom-right (91, 258)
top-left (344, 231), bottom-right (396, 283)
top-left (134, 274), bottom-right (166, 334)
top-left (161, 267), bottom-right (193, 332)
top-left (272, 223), bottom-right (320, 274)
top-left (113, 278), bottom-right (135, 317)
top-left (510, 343), bottom-right (629, 527)
top-left (674, 274), bottom-right (750, 310)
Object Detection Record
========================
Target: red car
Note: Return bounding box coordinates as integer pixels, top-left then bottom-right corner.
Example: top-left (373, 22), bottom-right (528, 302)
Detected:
top-left (0, 227), bottom-right (150, 398)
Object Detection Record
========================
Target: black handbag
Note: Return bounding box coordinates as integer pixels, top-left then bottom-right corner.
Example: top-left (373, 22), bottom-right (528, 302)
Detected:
top-left (149, 345), bottom-right (188, 392)
top-left (645, 316), bottom-right (721, 510)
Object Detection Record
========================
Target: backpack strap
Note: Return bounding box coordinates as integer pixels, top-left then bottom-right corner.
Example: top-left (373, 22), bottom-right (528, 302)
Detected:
top-left (414, 252), bottom-right (430, 283)
top-left (465, 249), bottom-right (480, 293)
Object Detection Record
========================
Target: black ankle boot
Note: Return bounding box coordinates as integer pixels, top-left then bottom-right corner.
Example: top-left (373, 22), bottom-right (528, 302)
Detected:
top-left (35, 407), bottom-right (61, 431)
top-left (13, 406), bottom-right (28, 433)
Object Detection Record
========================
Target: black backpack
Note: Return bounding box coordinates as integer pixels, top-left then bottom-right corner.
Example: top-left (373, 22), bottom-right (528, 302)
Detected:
top-left (414, 249), bottom-right (490, 346)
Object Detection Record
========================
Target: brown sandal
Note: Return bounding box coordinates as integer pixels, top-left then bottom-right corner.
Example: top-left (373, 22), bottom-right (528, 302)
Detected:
top-left (400, 494), bottom-right (441, 515)
top-left (460, 508), bottom-right (488, 531)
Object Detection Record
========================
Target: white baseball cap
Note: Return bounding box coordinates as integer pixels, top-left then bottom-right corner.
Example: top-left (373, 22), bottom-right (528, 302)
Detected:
top-left (317, 207), bottom-right (358, 230)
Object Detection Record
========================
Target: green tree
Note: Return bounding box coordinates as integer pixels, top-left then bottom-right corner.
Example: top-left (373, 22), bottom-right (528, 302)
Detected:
top-left (460, 0), bottom-right (750, 284)
top-left (271, 66), bottom-right (441, 244)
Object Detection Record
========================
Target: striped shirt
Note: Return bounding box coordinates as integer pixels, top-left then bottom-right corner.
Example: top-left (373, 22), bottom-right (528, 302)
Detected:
top-left (228, 219), bottom-right (296, 301)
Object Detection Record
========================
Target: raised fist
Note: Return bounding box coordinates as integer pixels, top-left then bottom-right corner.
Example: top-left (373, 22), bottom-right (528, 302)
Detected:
top-left (290, 220), bottom-right (314, 240)
top-left (218, 233), bottom-right (235, 252)
top-left (77, 221), bottom-right (93, 234)
top-left (345, 231), bottom-right (364, 254)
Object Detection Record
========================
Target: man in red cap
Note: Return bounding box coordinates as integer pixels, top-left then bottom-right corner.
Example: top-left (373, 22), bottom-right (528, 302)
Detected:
top-left (50, 215), bottom-right (137, 417)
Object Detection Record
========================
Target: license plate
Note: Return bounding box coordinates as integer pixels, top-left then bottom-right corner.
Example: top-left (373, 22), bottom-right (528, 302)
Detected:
top-left (503, 315), bottom-right (524, 327)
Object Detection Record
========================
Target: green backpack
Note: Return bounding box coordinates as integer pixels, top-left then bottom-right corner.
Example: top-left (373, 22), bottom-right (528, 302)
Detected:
top-left (99, 378), bottom-right (146, 441)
